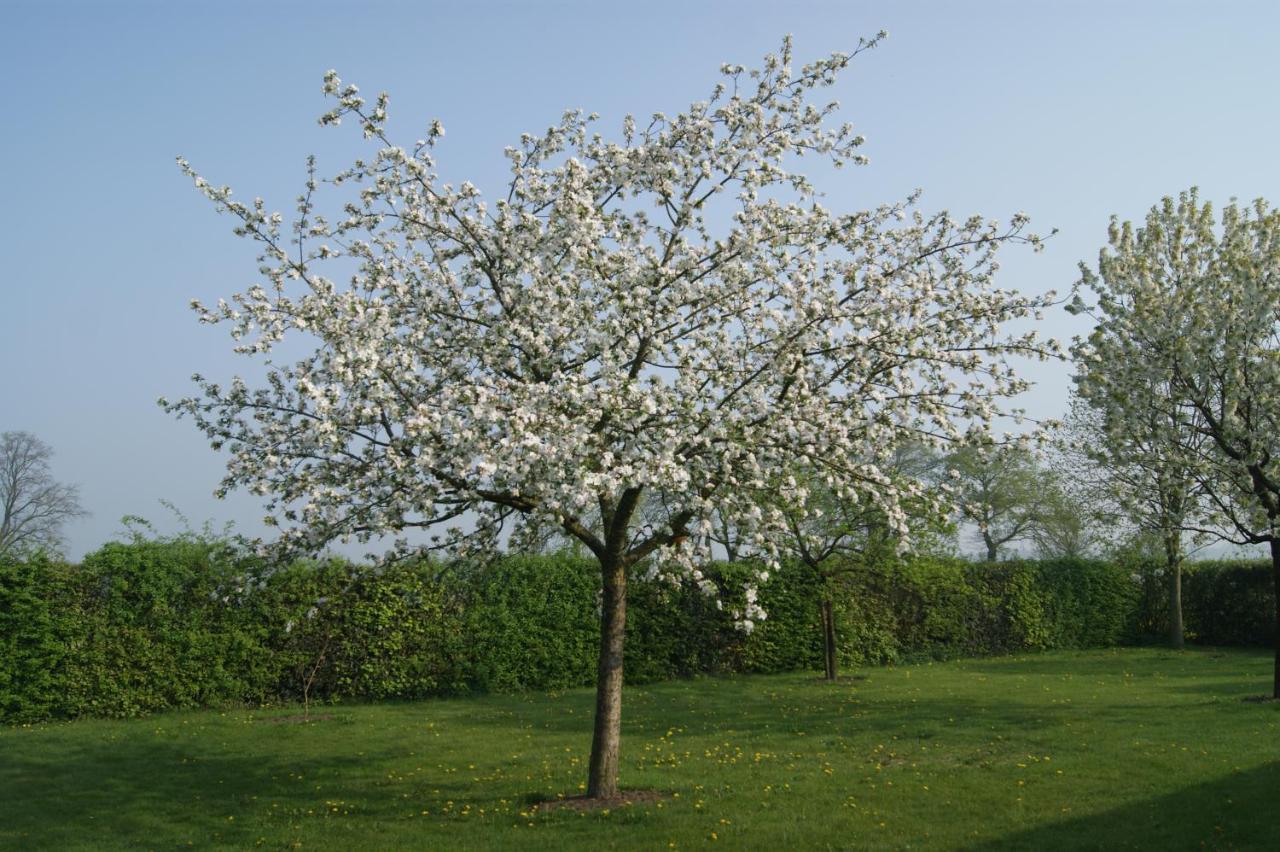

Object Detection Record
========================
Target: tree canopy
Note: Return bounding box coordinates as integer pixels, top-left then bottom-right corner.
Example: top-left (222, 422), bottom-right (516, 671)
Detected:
top-left (166, 36), bottom-right (1058, 796)
top-left (1073, 188), bottom-right (1280, 682)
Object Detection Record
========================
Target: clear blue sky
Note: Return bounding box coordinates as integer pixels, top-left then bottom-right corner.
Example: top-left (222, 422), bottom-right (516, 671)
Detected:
top-left (3, 0), bottom-right (1278, 559)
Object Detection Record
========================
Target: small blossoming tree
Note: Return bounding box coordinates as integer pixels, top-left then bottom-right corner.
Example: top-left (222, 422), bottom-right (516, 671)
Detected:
top-left (1056, 391), bottom-right (1202, 647)
top-left (1073, 189), bottom-right (1280, 688)
top-left (166, 35), bottom-right (1057, 797)
top-left (774, 444), bottom-right (946, 680)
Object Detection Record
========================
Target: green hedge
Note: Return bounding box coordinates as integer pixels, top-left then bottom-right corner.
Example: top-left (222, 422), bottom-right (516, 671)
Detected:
top-left (1120, 558), bottom-right (1277, 646)
top-left (0, 555), bottom-right (75, 722)
top-left (4, 540), bottom-right (1271, 724)
top-left (271, 559), bottom-right (467, 702)
top-left (458, 554), bottom-right (599, 692)
top-left (758, 557), bottom-right (1140, 671)
top-left (1181, 560), bottom-right (1276, 646)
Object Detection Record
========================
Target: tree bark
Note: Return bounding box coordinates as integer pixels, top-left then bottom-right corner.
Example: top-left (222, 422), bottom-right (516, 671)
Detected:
top-left (587, 558), bottom-right (627, 798)
top-left (1168, 562), bottom-right (1184, 650)
top-left (821, 598), bottom-right (838, 680)
top-left (1271, 538), bottom-right (1280, 700)
top-left (985, 537), bottom-right (998, 562)
top-left (1165, 531), bottom-right (1184, 649)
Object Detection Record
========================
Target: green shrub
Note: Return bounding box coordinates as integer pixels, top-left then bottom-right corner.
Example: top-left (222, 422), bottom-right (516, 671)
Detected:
top-left (831, 568), bottom-right (900, 667)
top-left (627, 568), bottom-right (738, 682)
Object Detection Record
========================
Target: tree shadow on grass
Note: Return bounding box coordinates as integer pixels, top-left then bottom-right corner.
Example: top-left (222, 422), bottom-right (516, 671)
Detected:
top-left (508, 651), bottom-right (1280, 755)
top-left (0, 725), bottom-right (489, 850)
top-left (975, 761), bottom-right (1280, 851)
top-left (1161, 679), bottom-right (1280, 701)
top-left (957, 646), bottom-right (1270, 679)
top-left (529, 677), bottom-right (1154, 747)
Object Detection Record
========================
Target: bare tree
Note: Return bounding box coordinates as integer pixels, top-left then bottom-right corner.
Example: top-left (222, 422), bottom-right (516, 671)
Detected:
top-left (0, 431), bottom-right (87, 558)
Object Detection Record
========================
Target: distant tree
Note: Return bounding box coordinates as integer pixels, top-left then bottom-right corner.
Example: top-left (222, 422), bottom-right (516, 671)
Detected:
top-left (1027, 471), bottom-right (1097, 559)
top-left (0, 431), bottom-right (86, 558)
top-left (947, 443), bottom-right (1050, 561)
top-left (1072, 189), bottom-right (1280, 693)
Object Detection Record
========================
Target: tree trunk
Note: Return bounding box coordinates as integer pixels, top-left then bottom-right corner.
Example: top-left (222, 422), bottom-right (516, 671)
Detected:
top-left (821, 598), bottom-right (838, 680)
top-left (985, 537), bottom-right (998, 562)
top-left (1165, 532), bottom-right (1184, 649)
top-left (1271, 538), bottom-right (1280, 700)
top-left (1168, 562), bottom-right (1184, 650)
top-left (587, 558), bottom-right (627, 798)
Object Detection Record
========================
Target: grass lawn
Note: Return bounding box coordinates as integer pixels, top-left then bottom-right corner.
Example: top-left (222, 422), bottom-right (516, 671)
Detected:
top-left (4, 647), bottom-right (1280, 850)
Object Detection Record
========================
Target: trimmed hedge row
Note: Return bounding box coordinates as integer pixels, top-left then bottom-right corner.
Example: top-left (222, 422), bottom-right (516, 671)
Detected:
top-left (1127, 558), bottom-right (1277, 647)
top-left (1, 540), bottom-right (1272, 723)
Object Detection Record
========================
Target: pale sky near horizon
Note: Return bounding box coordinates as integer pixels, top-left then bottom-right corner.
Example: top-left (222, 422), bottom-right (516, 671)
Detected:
top-left (3, 0), bottom-right (1279, 560)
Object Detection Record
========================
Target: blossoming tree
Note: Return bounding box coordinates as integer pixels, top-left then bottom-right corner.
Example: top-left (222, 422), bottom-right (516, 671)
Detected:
top-left (1073, 189), bottom-right (1280, 687)
top-left (1057, 390), bottom-right (1202, 646)
top-left (166, 36), bottom-right (1058, 797)
top-left (772, 444), bottom-right (946, 680)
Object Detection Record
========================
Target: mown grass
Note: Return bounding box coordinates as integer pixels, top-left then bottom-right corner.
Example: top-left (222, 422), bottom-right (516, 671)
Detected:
top-left (3, 647), bottom-right (1279, 850)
